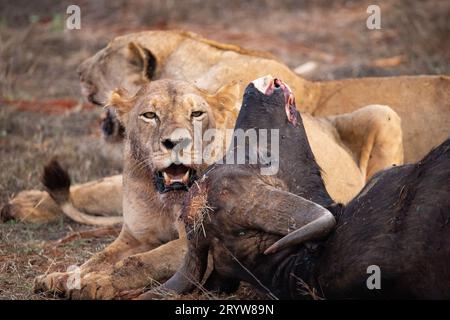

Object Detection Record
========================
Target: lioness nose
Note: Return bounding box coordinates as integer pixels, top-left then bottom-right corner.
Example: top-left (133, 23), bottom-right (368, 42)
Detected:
top-left (161, 137), bottom-right (191, 150)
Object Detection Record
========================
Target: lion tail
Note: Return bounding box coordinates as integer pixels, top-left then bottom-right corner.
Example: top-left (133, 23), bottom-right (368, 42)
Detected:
top-left (42, 159), bottom-right (123, 226)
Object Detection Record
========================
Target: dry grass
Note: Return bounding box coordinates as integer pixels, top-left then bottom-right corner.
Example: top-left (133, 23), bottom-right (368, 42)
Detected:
top-left (183, 180), bottom-right (214, 239)
top-left (0, 219), bottom-right (117, 299)
top-left (0, 106), bottom-right (123, 205)
top-left (0, 105), bottom-right (122, 300)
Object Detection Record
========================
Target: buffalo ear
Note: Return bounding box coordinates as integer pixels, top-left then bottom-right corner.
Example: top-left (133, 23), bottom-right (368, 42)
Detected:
top-left (107, 88), bottom-right (134, 123)
top-left (127, 42), bottom-right (157, 80)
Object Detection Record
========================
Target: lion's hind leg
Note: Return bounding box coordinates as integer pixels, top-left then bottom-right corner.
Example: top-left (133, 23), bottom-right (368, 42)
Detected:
top-left (1, 190), bottom-right (62, 224)
top-left (1, 161), bottom-right (123, 225)
top-left (42, 160), bottom-right (123, 226)
top-left (330, 104), bottom-right (404, 180)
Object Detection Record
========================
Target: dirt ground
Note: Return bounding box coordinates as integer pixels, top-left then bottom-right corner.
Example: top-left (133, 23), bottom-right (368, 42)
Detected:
top-left (0, 0), bottom-right (449, 299)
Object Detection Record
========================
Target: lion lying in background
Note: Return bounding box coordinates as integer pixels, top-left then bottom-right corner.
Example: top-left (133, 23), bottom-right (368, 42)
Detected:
top-left (2, 30), bottom-right (413, 225)
top-left (33, 78), bottom-right (403, 299)
top-left (76, 30), bottom-right (449, 163)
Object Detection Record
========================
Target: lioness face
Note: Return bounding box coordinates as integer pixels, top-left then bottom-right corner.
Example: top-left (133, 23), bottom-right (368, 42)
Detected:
top-left (78, 30), bottom-right (186, 107)
top-left (78, 42), bottom-right (156, 107)
top-left (78, 38), bottom-right (170, 141)
top-left (109, 79), bottom-right (239, 198)
top-left (78, 43), bottom-right (145, 141)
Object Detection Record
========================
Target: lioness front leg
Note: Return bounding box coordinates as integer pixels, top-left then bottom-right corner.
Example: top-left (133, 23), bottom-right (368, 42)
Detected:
top-left (80, 238), bottom-right (187, 300)
top-left (35, 238), bottom-right (186, 299)
top-left (33, 225), bottom-right (158, 298)
top-left (329, 104), bottom-right (404, 180)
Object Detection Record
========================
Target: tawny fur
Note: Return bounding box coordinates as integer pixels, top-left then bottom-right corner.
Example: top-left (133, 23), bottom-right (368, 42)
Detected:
top-left (42, 159), bottom-right (123, 226)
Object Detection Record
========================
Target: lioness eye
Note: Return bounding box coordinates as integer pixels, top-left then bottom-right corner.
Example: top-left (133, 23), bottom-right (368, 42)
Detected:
top-left (191, 111), bottom-right (204, 118)
top-left (141, 112), bottom-right (157, 120)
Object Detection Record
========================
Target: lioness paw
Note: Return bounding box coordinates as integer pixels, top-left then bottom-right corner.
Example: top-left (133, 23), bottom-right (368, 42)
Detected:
top-left (33, 272), bottom-right (71, 297)
top-left (68, 272), bottom-right (116, 300)
top-left (33, 271), bottom-right (117, 300)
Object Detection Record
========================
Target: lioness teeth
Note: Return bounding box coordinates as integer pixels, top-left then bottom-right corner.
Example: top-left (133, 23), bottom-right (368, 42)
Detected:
top-left (182, 170), bottom-right (190, 183)
top-left (162, 168), bottom-right (191, 185)
top-left (163, 172), bottom-right (171, 185)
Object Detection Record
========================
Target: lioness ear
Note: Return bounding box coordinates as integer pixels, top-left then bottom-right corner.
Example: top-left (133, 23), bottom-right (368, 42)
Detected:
top-left (107, 88), bottom-right (134, 123)
top-left (208, 81), bottom-right (242, 112)
top-left (127, 42), bottom-right (157, 80)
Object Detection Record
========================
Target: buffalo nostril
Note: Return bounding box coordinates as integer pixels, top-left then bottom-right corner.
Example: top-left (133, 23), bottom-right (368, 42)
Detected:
top-left (274, 79), bottom-right (281, 88)
top-left (0, 204), bottom-right (14, 223)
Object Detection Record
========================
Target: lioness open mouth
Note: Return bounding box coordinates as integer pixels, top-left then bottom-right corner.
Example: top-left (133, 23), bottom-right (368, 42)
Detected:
top-left (155, 164), bottom-right (197, 193)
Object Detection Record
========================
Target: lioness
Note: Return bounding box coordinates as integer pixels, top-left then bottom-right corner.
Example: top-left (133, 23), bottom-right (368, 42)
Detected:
top-left (2, 30), bottom-right (410, 224)
top-left (33, 78), bottom-right (402, 299)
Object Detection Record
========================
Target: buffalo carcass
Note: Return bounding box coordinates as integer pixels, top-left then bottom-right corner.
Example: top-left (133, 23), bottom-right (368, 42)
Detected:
top-left (142, 76), bottom-right (450, 299)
